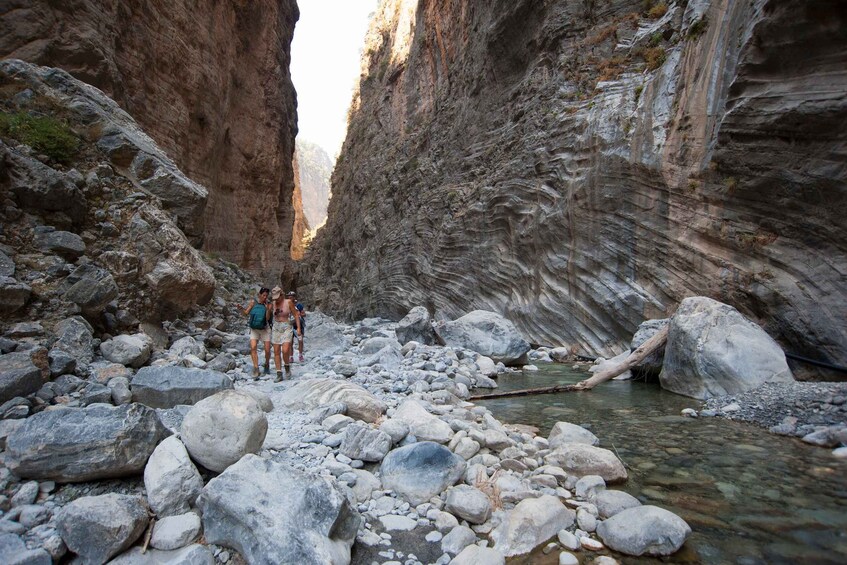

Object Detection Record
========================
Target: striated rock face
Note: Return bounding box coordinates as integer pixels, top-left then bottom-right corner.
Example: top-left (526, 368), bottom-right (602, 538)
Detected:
top-left (305, 0), bottom-right (847, 375)
top-left (0, 0), bottom-right (299, 283)
top-left (295, 138), bottom-right (333, 230)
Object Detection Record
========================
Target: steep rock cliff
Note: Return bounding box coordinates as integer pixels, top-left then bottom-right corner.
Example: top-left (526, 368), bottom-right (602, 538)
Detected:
top-left (0, 0), bottom-right (299, 283)
top-left (304, 0), bottom-right (847, 375)
top-left (295, 138), bottom-right (333, 230)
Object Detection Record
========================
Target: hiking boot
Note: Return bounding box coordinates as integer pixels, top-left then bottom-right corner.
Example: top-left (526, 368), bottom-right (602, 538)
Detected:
top-left (252, 367), bottom-right (260, 379)
top-left (299, 353), bottom-right (304, 363)
top-left (263, 363), bottom-right (270, 375)
top-left (275, 371), bottom-right (283, 382)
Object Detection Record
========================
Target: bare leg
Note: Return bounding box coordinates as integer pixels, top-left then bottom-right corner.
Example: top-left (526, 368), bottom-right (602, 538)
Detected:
top-left (282, 342), bottom-right (292, 376)
top-left (249, 339), bottom-right (259, 377)
top-left (264, 340), bottom-right (271, 368)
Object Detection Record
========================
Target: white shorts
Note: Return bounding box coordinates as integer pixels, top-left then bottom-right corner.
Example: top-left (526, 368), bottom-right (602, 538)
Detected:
top-left (272, 324), bottom-right (294, 345)
top-left (249, 327), bottom-right (270, 342)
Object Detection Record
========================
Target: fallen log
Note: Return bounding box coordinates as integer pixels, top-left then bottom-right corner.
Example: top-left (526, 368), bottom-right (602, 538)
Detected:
top-left (469, 324), bottom-right (669, 400)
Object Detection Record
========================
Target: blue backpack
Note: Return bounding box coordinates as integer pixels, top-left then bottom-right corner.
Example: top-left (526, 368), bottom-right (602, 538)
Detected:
top-left (248, 303), bottom-right (268, 330)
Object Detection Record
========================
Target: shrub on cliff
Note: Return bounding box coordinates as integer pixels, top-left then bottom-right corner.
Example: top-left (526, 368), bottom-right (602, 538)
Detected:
top-left (0, 111), bottom-right (79, 164)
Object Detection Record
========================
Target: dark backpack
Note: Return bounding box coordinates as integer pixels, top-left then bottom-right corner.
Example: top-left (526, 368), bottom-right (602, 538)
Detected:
top-left (248, 303), bottom-right (268, 330)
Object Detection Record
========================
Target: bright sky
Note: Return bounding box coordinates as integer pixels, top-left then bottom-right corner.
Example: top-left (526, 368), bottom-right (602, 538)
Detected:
top-left (291, 0), bottom-right (379, 159)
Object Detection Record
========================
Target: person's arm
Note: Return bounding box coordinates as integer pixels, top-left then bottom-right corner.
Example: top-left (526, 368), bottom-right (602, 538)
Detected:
top-left (237, 299), bottom-right (255, 316)
top-left (267, 300), bottom-right (273, 321)
top-left (291, 300), bottom-right (301, 334)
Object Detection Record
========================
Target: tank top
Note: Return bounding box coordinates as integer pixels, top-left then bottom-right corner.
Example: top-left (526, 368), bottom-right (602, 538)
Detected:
top-left (274, 299), bottom-right (291, 322)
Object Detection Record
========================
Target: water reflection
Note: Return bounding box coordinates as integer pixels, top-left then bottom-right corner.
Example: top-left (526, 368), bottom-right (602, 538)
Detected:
top-left (478, 365), bottom-right (847, 565)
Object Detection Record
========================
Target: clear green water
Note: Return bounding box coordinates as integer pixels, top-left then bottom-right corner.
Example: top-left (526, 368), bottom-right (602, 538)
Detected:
top-left (477, 365), bottom-right (847, 565)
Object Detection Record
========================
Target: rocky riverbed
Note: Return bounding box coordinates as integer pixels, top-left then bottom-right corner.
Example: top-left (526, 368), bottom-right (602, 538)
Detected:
top-left (0, 307), bottom-right (695, 565)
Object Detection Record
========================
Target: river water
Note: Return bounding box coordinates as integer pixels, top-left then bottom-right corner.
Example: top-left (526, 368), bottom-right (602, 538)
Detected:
top-left (477, 365), bottom-right (847, 565)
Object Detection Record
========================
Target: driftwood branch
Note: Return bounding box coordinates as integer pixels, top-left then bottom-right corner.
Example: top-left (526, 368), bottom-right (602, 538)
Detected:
top-left (469, 324), bottom-right (669, 400)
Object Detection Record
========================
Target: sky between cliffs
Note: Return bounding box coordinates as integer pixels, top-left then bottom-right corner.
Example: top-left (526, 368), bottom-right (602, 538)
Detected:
top-left (291, 0), bottom-right (379, 160)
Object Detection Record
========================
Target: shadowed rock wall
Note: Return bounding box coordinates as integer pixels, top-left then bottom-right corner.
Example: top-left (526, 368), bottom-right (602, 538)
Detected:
top-left (0, 0), bottom-right (300, 284)
top-left (304, 0), bottom-right (847, 374)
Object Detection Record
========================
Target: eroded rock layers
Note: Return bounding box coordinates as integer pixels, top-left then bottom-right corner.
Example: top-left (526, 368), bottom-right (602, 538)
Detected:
top-left (304, 0), bottom-right (847, 371)
top-left (0, 0), bottom-right (299, 283)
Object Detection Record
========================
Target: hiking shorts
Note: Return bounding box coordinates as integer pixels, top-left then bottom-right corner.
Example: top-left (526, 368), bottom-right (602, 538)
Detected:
top-left (292, 320), bottom-right (305, 339)
top-left (249, 327), bottom-right (270, 342)
top-left (272, 324), bottom-right (294, 345)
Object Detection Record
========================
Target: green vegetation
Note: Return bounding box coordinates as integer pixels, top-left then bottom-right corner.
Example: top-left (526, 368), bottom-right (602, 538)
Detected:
top-left (634, 84), bottom-right (644, 102)
top-left (649, 31), bottom-right (664, 47)
top-left (0, 111), bottom-right (79, 164)
top-left (687, 16), bottom-right (709, 39)
top-left (647, 2), bottom-right (668, 19)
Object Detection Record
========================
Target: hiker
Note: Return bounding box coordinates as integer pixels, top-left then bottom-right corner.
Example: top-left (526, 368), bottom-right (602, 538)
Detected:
top-left (236, 287), bottom-right (272, 378)
top-left (287, 290), bottom-right (306, 363)
top-left (271, 286), bottom-right (301, 381)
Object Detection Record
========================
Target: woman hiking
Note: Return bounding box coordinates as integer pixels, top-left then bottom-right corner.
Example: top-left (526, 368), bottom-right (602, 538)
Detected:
top-left (236, 286), bottom-right (272, 379)
top-left (269, 286), bottom-right (301, 381)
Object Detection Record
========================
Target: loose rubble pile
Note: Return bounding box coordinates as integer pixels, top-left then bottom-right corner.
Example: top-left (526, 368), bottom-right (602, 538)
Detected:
top-left (0, 302), bottom-right (694, 564)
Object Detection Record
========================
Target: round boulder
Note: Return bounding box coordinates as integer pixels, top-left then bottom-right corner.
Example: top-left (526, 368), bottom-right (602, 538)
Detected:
top-left (181, 390), bottom-right (268, 472)
top-left (596, 505), bottom-right (691, 556)
top-left (380, 441), bottom-right (466, 505)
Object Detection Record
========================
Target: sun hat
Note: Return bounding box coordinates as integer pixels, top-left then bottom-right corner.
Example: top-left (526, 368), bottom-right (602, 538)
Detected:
top-left (271, 286), bottom-right (282, 299)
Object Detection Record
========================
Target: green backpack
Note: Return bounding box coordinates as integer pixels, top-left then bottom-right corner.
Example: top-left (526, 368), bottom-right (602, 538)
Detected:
top-left (248, 303), bottom-right (268, 330)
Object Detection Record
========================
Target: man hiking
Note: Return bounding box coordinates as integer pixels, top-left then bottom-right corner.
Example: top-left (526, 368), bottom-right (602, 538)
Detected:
top-left (287, 291), bottom-right (306, 363)
top-left (236, 287), bottom-right (272, 378)
top-left (271, 287), bottom-right (301, 381)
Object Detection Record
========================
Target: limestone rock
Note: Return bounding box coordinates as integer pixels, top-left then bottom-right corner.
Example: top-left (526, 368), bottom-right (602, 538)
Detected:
top-left (660, 297), bottom-right (794, 399)
top-left (197, 455), bottom-right (360, 565)
top-left (180, 390), bottom-right (267, 472)
top-left (391, 399), bottom-right (454, 443)
top-left (490, 495), bottom-right (575, 557)
top-left (630, 319), bottom-right (669, 376)
top-left (52, 317), bottom-right (94, 368)
top-left (275, 379), bottom-right (386, 423)
top-left (451, 544), bottom-right (505, 565)
top-left (380, 441), bottom-right (466, 505)
top-left (548, 421), bottom-right (599, 448)
top-left (131, 366), bottom-right (233, 409)
top-left (62, 263), bottom-right (119, 316)
top-left (0, 532), bottom-right (52, 565)
top-left (395, 306), bottom-right (438, 345)
top-left (108, 544), bottom-right (214, 565)
top-left (6, 403), bottom-right (168, 482)
top-left (338, 423), bottom-right (391, 462)
top-left (435, 311), bottom-right (530, 365)
top-left (101, 334), bottom-right (152, 368)
top-left (596, 505), bottom-right (691, 556)
top-left (144, 436), bottom-right (203, 517)
top-left (150, 512), bottom-right (201, 551)
top-left (34, 230), bottom-right (85, 259)
top-left (0, 350), bottom-right (48, 404)
top-left (544, 444), bottom-right (627, 483)
top-left (594, 489), bottom-right (642, 519)
top-left (444, 485), bottom-right (492, 524)
top-left (55, 494), bottom-right (148, 563)
top-left (0, 276), bottom-right (31, 314)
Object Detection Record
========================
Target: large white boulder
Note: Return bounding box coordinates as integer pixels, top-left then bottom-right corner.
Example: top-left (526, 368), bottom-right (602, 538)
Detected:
top-left (276, 379), bottom-right (386, 423)
top-left (490, 495), bottom-right (575, 556)
top-left (544, 444), bottom-right (627, 483)
top-left (181, 390), bottom-right (267, 472)
top-left (144, 436), bottom-right (203, 517)
top-left (391, 400), bottom-right (454, 443)
top-left (596, 505), bottom-right (691, 556)
top-left (659, 297), bottom-right (793, 399)
top-left (548, 421), bottom-right (599, 448)
top-left (197, 455), bottom-right (360, 564)
top-left (434, 310), bottom-right (530, 365)
top-left (100, 333), bottom-right (152, 368)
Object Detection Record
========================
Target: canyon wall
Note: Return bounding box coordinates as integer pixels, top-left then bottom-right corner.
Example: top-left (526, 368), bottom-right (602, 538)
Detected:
top-left (0, 0), bottom-right (300, 284)
top-left (304, 0), bottom-right (847, 374)
top-left (295, 138), bottom-right (333, 230)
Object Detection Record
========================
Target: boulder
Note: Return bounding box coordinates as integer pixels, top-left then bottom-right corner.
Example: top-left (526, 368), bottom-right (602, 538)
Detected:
top-left (5, 403), bottom-right (168, 482)
top-left (169, 336), bottom-right (206, 360)
top-left (100, 334), bottom-right (152, 368)
top-left (435, 310), bottom-right (530, 365)
top-left (380, 441), bottom-right (466, 505)
top-left (52, 317), bottom-right (94, 367)
top-left (395, 306), bottom-right (438, 345)
top-left (0, 532), bottom-right (51, 564)
top-left (150, 512), bottom-right (201, 551)
top-left (304, 319), bottom-right (348, 356)
top-left (62, 263), bottom-right (119, 315)
top-left (594, 489), bottom-right (642, 519)
top-left (490, 495), bottom-right (575, 557)
top-left (107, 544), bottom-right (214, 565)
top-left (659, 297), bottom-right (794, 399)
top-left (275, 379), bottom-right (386, 423)
top-left (359, 336), bottom-right (401, 355)
top-left (48, 349), bottom-right (76, 377)
top-left (548, 421), bottom-right (599, 448)
top-left (596, 505), bottom-right (691, 556)
top-left (475, 355), bottom-right (497, 377)
top-left (444, 485), bottom-right (492, 524)
top-left (131, 366), bottom-right (233, 409)
top-left (391, 400), bottom-right (454, 443)
top-left (180, 390), bottom-right (267, 472)
top-left (34, 230), bottom-right (85, 259)
top-left (451, 545), bottom-right (505, 565)
top-left (55, 494), bottom-right (148, 563)
top-left (144, 436), bottom-right (203, 517)
top-left (0, 276), bottom-right (31, 314)
top-left (379, 418), bottom-right (410, 444)
top-left (197, 455), bottom-right (360, 565)
top-left (109, 376), bottom-right (133, 405)
top-left (0, 349), bottom-right (49, 404)
top-left (544, 444), bottom-right (627, 483)
top-left (338, 423), bottom-right (392, 462)
top-left (630, 319), bottom-right (669, 376)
